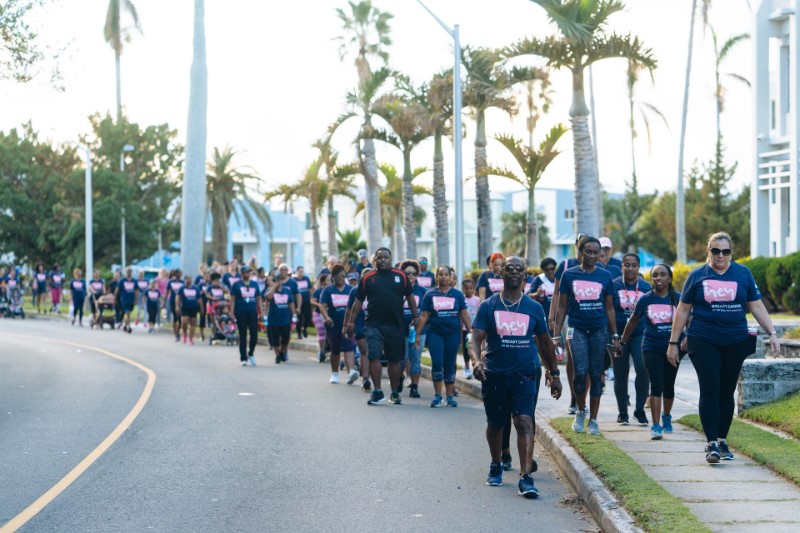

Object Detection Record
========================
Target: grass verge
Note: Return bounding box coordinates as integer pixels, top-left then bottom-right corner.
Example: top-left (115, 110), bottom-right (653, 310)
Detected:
top-left (678, 414), bottom-right (800, 486)
top-left (741, 391), bottom-right (800, 439)
top-left (551, 417), bottom-right (708, 533)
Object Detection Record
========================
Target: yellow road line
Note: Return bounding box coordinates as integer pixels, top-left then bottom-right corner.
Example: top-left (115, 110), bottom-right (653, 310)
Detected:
top-left (0, 335), bottom-right (157, 532)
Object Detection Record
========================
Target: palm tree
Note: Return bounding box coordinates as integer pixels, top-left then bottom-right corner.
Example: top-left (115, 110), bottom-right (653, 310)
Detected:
top-left (500, 211), bottom-right (551, 259)
top-left (504, 0), bottom-right (655, 237)
top-left (104, 0), bottom-right (142, 121)
top-left (337, 228), bottom-right (367, 263)
top-left (180, 0), bottom-right (207, 272)
top-left (488, 125), bottom-right (567, 266)
top-left (462, 46), bottom-right (549, 261)
top-left (313, 137), bottom-right (359, 258)
top-left (207, 146), bottom-right (270, 262)
top-left (711, 27), bottom-right (750, 146)
top-left (334, 0), bottom-right (393, 253)
top-left (371, 87), bottom-right (434, 260)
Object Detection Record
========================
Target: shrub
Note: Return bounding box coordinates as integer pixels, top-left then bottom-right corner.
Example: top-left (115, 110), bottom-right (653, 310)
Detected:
top-left (642, 262), bottom-right (694, 291)
top-left (740, 256), bottom-right (781, 311)
top-left (785, 327), bottom-right (800, 340)
top-left (766, 252), bottom-right (800, 313)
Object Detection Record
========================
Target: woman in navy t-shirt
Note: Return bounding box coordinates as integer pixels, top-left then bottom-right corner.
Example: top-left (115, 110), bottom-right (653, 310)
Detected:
top-left (319, 264), bottom-right (357, 384)
top-left (477, 252), bottom-right (505, 300)
top-left (668, 232), bottom-right (780, 463)
top-left (553, 236), bottom-right (619, 436)
top-left (49, 264), bottom-right (65, 314)
top-left (400, 259), bottom-right (429, 399)
top-left (310, 274), bottom-right (330, 363)
top-left (264, 275), bottom-right (297, 365)
top-left (69, 268), bottom-right (87, 326)
top-left (611, 253), bottom-right (652, 426)
top-left (529, 257), bottom-right (557, 333)
top-left (32, 262), bottom-right (48, 314)
top-left (621, 264), bottom-right (686, 440)
top-left (176, 275), bottom-right (201, 344)
top-left (416, 266), bottom-right (472, 407)
top-left (166, 270), bottom-right (185, 342)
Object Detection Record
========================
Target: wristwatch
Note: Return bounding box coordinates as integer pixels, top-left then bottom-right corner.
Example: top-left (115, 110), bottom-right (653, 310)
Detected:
top-left (668, 341), bottom-right (680, 346)
top-left (549, 369), bottom-right (560, 377)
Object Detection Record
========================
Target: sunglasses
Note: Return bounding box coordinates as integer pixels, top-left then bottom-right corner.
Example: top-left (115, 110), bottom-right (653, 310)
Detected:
top-left (404, 270), bottom-right (417, 276)
top-left (710, 248), bottom-right (732, 256)
top-left (503, 264), bottom-right (525, 273)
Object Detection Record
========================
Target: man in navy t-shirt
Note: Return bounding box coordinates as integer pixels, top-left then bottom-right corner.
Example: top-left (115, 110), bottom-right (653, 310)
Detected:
top-left (416, 256), bottom-right (435, 289)
top-left (115, 267), bottom-right (138, 334)
top-left (293, 266), bottom-right (312, 338)
top-left (230, 266), bottom-right (263, 366)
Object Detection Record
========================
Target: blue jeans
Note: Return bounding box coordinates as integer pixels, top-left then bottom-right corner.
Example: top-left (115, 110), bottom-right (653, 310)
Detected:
top-left (569, 326), bottom-right (608, 398)
top-left (405, 332), bottom-right (425, 375)
top-left (427, 330), bottom-right (459, 384)
top-left (613, 335), bottom-right (649, 414)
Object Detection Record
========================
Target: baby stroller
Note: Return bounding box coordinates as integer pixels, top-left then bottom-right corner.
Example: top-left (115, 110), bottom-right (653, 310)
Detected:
top-left (5, 285), bottom-right (25, 319)
top-left (209, 300), bottom-right (237, 346)
top-left (92, 293), bottom-right (116, 329)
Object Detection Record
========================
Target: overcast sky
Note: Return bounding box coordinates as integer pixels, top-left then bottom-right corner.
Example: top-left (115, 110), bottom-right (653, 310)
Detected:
top-left (1, 0), bottom-right (754, 200)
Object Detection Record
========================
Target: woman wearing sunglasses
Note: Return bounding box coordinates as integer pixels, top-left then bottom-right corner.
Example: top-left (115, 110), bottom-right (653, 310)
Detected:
top-left (399, 260), bottom-right (430, 398)
top-left (668, 232), bottom-right (780, 464)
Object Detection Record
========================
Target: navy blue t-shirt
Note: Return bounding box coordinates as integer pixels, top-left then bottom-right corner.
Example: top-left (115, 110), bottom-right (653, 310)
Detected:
top-left (355, 262), bottom-right (373, 275)
top-left (146, 289), bottom-right (161, 303)
top-left (477, 271), bottom-right (504, 298)
top-left (416, 270), bottom-right (436, 290)
top-left (404, 284), bottom-right (428, 329)
top-left (50, 271), bottom-right (65, 289)
top-left (681, 263), bottom-right (761, 345)
top-left (118, 277), bottom-right (137, 306)
top-left (559, 266), bottom-right (615, 330)
top-left (529, 274), bottom-right (556, 322)
top-left (267, 286), bottom-right (294, 326)
top-left (136, 279), bottom-right (150, 294)
top-left (223, 273), bottom-right (241, 290)
top-left (89, 279), bottom-right (105, 297)
top-left (347, 290), bottom-right (368, 335)
top-left (612, 277), bottom-right (652, 337)
top-left (283, 278), bottom-right (299, 299)
top-left (320, 284), bottom-right (353, 329)
top-left (70, 279), bottom-right (86, 298)
top-left (421, 287), bottom-right (467, 335)
top-left (472, 294), bottom-right (548, 374)
top-left (633, 290), bottom-right (684, 353)
top-left (178, 285), bottom-right (201, 311)
top-left (294, 275), bottom-right (311, 296)
top-left (167, 279), bottom-right (185, 305)
top-left (231, 280), bottom-right (260, 314)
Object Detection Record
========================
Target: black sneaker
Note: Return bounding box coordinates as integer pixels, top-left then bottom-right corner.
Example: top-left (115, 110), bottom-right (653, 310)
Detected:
top-left (501, 453), bottom-right (513, 471)
top-left (281, 352), bottom-right (288, 362)
top-left (367, 390), bottom-right (386, 406)
top-left (275, 355), bottom-right (281, 364)
top-left (389, 391), bottom-right (402, 405)
top-left (486, 462), bottom-right (503, 486)
top-left (531, 459), bottom-right (538, 473)
top-left (718, 440), bottom-right (734, 460)
top-left (452, 389), bottom-right (459, 397)
top-left (318, 351), bottom-right (326, 363)
top-left (617, 414), bottom-right (629, 425)
top-left (398, 375), bottom-right (405, 394)
top-left (633, 409), bottom-right (649, 426)
top-left (409, 385), bottom-right (420, 398)
top-left (361, 379), bottom-right (371, 393)
top-left (518, 473), bottom-right (539, 499)
top-left (705, 442), bottom-right (721, 464)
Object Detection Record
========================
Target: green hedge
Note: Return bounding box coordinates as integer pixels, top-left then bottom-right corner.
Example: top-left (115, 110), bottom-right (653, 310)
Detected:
top-left (743, 251), bottom-right (800, 314)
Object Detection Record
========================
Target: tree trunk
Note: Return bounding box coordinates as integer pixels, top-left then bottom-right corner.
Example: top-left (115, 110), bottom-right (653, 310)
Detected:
top-left (211, 208), bottom-right (228, 263)
top-left (432, 130), bottom-right (449, 268)
top-left (115, 51), bottom-right (122, 122)
top-left (394, 208), bottom-right (404, 261)
top-left (676, 0), bottom-right (697, 263)
top-left (327, 196), bottom-right (339, 258)
top-left (360, 132), bottom-right (383, 254)
top-left (474, 110), bottom-right (493, 261)
top-left (570, 67), bottom-right (600, 237)
top-left (629, 69), bottom-right (638, 186)
top-left (181, 0), bottom-right (208, 272)
top-left (310, 208), bottom-right (323, 272)
top-left (526, 187), bottom-right (539, 267)
top-left (402, 148), bottom-right (417, 260)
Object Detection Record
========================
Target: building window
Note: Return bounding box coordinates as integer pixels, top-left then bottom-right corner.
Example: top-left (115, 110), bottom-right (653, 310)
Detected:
top-left (233, 244), bottom-right (244, 262)
top-left (564, 209), bottom-right (575, 220)
top-left (771, 189), bottom-right (776, 204)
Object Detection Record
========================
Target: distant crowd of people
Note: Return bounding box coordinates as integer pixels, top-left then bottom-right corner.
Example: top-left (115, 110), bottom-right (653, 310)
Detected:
top-left (0, 229), bottom-right (782, 498)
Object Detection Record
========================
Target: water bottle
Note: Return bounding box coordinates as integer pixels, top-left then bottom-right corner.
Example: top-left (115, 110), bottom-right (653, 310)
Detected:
top-left (408, 325), bottom-right (416, 344)
top-left (555, 346), bottom-right (565, 361)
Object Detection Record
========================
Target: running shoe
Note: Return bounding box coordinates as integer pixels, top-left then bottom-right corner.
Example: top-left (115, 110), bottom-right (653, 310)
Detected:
top-left (518, 473), bottom-right (539, 499)
top-left (409, 385), bottom-right (420, 398)
top-left (617, 414), bottom-right (629, 425)
top-left (446, 395), bottom-right (458, 408)
top-left (281, 352), bottom-right (288, 363)
top-left (572, 410), bottom-right (587, 433)
top-left (662, 414), bottom-right (673, 434)
top-left (389, 391), bottom-right (402, 405)
top-left (367, 390), bottom-right (386, 406)
top-left (330, 372), bottom-right (339, 384)
top-left (361, 378), bottom-right (372, 393)
top-left (568, 399), bottom-right (577, 415)
top-left (452, 389), bottom-right (459, 397)
top-left (275, 355), bottom-right (281, 364)
top-left (430, 394), bottom-right (443, 408)
top-left (318, 351), bottom-right (326, 363)
top-left (633, 409), bottom-right (649, 426)
top-left (651, 424), bottom-right (663, 440)
top-left (241, 361), bottom-right (248, 367)
top-left (718, 440), bottom-right (734, 460)
top-left (486, 462), bottom-right (503, 486)
top-left (531, 459), bottom-right (538, 473)
top-left (464, 368), bottom-right (473, 380)
top-left (248, 355), bottom-right (256, 366)
top-left (606, 368), bottom-right (615, 381)
top-left (398, 374), bottom-right (405, 393)
top-left (347, 369), bottom-right (359, 385)
top-left (189, 339), bottom-right (195, 345)
top-left (501, 453), bottom-right (513, 472)
top-left (705, 442), bottom-right (721, 464)
top-left (183, 335), bottom-right (187, 344)
top-left (174, 335), bottom-right (180, 342)
top-left (587, 419), bottom-right (601, 435)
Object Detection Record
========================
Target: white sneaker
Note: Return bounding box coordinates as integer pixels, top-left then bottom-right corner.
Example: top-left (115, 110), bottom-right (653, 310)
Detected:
top-left (464, 369), bottom-right (473, 380)
top-left (572, 410), bottom-right (587, 433)
top-left (330, 372), bottom-right (339, 384)
top-left (606, 368), bottom-right (615, 381)
top-left (347, 368), bottom-right (359, 385)
top-left (587, 419), bottom-right (601, 435)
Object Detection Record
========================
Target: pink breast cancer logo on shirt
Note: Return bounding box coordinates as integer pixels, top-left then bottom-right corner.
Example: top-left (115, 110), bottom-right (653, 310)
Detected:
top-left (363, 298), bottom-right (369, 310)
top-left (617, 290), bottom-right (637, 310)
top-left (417, 276), bottom-right (432, 288)
top-left (573, 280), bottom-right (602, 301)
top-left (171, 282), bottom-right (182, 291)
top-left (124, 282), bottom-right (135, 291)
top-left (274, 293), bottom-right (289, 305)
top-left (524, 282), bottom-right (531, 293)
top-left (183, 289), bottom-right (196, 298)
top-left (138, 281), bottom-right (149, 290)
top-left (404, 294), bottom-right (421, 309)
top-left (240, 287), bottom-right (255, 298)
top-left (92, 282), bottom-right (103, 291)
top-left (37, 274), bottom-right (46, 282)
top-left (297, 280), bottom-right (308, 291)
top-left (432, 296), bottom-right (455, 311)
top-left (494, 311), bottom-right (528, 337)
top-left (488, 277), bottom-right (504, 293)
top-left (212, 288), bottom-right (223, 298)
top-left (647, 304), bottom-right (675, 324)
top-left (72, 281), bottom-right (81, 290)
top-left (331, 293), bottom-right (350, 308)
top-left (53, 275), bottom-right (62, 283)
top-left (702, 280), bottom-right (737, 302)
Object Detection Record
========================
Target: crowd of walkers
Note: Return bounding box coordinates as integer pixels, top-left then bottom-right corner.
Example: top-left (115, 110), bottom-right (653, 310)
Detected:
top-left (0, 229), bottom-right (782, 497)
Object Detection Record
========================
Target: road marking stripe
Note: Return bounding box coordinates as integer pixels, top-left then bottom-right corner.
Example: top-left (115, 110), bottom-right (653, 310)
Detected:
top-left (0, 335), bottom-right (157, 532)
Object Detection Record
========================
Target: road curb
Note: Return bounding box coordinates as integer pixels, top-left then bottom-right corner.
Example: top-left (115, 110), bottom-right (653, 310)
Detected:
top-left (288, 339), bottom-right (640, 532)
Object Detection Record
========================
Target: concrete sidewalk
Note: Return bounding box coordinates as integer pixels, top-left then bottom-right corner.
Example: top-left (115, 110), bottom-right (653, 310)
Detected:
top-left (288, 336), bottom-right (800, 532)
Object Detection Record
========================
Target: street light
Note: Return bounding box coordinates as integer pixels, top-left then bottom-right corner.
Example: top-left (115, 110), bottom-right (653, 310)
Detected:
top-left (415, 0), bottom-right (464, 275)
top-left (120, 143), bottom-right (135, 269)
top-left (81, 145), bottom-right (93, 281)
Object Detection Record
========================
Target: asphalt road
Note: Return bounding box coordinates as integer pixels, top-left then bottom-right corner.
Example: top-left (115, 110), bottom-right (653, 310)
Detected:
top-left (0, 318), bottom-right (597, 532)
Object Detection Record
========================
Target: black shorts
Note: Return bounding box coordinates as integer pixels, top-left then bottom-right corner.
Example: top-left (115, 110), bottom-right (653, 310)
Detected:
top-left (181, 307), bottom-right (199, 319)
top-left (267, 325), bottom-right (291, 347)
top-left (365, 325), bottom-right (405, 363)
top-left (325, 325), bottom-right (355, 355)
top-left (121, 302), bottom-right (134, 313)
top-left (481, 371), bottom-right (538, 428)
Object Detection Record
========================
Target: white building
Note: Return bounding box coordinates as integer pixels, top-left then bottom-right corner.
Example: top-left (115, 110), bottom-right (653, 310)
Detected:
top-left (752, 0), bottom-right (800, 257)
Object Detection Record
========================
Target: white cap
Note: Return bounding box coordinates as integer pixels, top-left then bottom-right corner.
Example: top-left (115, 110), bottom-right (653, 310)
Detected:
top-left (599, 237), bottom-right (613, 248)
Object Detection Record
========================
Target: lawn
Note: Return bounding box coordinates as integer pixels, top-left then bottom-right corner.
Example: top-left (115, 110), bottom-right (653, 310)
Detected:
top-left (551, 417), bottom-right (709, 533)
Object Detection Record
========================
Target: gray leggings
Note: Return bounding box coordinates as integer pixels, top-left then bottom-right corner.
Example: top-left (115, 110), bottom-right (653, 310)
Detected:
top-left (570, 326), bottom-right (609, 398)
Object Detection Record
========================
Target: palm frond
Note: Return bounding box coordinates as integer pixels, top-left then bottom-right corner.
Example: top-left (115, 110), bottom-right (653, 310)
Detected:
top-left (723, 72), bottom-right (750, 88)
top-left (585, 33), bottom-right (657, 72)
top-left (719, 33), bottom-right (750, 64)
